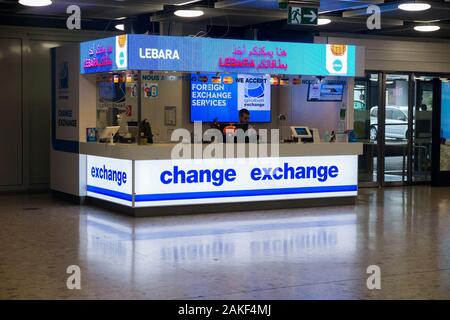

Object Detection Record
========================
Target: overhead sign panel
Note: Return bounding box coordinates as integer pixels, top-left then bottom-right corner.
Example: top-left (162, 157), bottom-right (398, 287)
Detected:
top-left (80, 35), bottom-right (356, 76)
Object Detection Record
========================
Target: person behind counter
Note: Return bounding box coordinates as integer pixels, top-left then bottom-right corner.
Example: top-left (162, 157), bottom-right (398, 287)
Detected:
top-left (237, 108), bottom-right (252, 132)
top-left (210, 108), bottom-right (257, 143)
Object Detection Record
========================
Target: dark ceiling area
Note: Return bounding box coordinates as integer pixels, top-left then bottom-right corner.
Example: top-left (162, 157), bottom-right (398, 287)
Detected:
top-left (0, 0), bottom-right (449, 40)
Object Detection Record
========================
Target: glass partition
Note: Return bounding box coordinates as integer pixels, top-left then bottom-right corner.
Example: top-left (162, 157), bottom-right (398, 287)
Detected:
top-left (413, 78), bottom-right (433, 182)
top-left (95, 71), bottom-right (139, 141)
top-left (383, 74), bottom-right (410, 183)
top-left (353, 73), bottom-right (380, 185)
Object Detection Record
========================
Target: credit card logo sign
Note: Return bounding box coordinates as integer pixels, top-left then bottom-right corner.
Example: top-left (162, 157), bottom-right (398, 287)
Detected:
top-left (223, 76), bottom-right (234, 84)
top-left (211, 76), bottom-right (222, 84)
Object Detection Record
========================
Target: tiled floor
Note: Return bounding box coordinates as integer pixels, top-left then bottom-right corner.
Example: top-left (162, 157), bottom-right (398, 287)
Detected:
top-left (1, 186), bottom-right (450, 299)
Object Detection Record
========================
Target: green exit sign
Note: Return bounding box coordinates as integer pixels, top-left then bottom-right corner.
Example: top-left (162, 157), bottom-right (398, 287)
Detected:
top-left (288, 6), bottom-right (318, 25)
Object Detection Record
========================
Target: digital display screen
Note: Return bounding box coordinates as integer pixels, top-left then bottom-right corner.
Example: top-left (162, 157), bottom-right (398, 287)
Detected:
top-left (98, 82), bottom-right (126, 103)
top-left (308, 83), bottom-right (344, 102)
top-left (440, 82), bottom-right (450, 171)
top-left (190, 73), bottom-right (271, 123)
top-left (295, 128), bottom-right (309, 136)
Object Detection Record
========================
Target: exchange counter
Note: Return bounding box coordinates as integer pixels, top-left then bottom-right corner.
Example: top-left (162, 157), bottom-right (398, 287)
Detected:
top-left (80, 142), bottom-right (363, 216)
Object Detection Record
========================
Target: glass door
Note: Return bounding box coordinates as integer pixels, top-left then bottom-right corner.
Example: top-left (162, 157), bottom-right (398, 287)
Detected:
top-left (353, 73), bottom-right (381, 186)
top-left (412, 77), bottom-right (434, 182)
top-left (355, 72), bottom-right (444, 187)
top-left (381, 74), bottom-right (411, 185)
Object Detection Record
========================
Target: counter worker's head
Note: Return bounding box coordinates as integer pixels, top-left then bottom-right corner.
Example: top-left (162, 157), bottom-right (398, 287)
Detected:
top-left (239, 108), bottom-right (250, 124)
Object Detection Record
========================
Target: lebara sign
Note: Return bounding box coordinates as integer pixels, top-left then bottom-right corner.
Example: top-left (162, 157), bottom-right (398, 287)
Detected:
top-left (80, 35), bottom-right (128, 74)
top-left (80, 35), bottom-right (356, 76)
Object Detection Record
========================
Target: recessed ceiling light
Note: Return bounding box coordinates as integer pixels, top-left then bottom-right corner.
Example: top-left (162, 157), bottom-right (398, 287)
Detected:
top-left (398, 2), bottom-right (431, 12)
top-left (414, 25), bottom-right (440, 32)
top-left (413, 19), bottom-right (440, 23)
top-left (175, 0), bottom-right (203, 5)
top-left (19, 0), bottom-right (52, 6)
top-left (115, 24), bottom-right (125, 31)
top-left (174, 9), bottom-right (204, 18)
top-left (317, 18), bottom-right (331, 26)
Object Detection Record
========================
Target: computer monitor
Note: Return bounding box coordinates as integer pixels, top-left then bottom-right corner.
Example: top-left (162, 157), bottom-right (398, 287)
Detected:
top-left (99, 126), bottom-right (120, 141)
top-left (290, 126), bottom-right (312, 139)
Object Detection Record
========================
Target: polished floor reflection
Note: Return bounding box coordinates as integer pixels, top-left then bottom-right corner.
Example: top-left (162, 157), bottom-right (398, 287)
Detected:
top-left (1, 186), bottom-right (450, 299)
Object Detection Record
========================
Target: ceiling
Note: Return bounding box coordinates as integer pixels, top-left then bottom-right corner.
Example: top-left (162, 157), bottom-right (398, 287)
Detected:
top-left (0, 0), bottom-right (449, 40)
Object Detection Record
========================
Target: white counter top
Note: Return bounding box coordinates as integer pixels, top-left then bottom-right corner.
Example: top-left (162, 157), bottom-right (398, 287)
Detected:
top-left (80, 142), bottom-right (363, 160)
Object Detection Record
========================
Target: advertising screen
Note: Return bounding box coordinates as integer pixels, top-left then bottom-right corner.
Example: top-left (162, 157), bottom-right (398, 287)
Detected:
top-left (440, 82), bottom-right (450, 171)
top-left (98, 82), bottom-right (126, 103)
top-left (307, 83), bottom-right (344, 102)
top-left (190, 73), bottom-right (271, 123)
top-left (81, 35), bottom-right (357, 77)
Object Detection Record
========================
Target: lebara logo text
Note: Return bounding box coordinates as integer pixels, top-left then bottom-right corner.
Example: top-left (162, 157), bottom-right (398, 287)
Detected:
top-left (139, 48), bottom-right (180, 60)
top-left (91, 165), bottom-right (127, 186)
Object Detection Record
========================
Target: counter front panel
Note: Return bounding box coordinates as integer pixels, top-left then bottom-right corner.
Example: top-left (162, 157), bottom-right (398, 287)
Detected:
top-left (82, 143), bottom-right (362, 210)
top-left (133, 156), bottom-right (357, 207)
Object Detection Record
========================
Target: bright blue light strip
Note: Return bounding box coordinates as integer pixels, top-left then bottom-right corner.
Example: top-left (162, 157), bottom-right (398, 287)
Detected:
top-left (87, 185), bottom-right (133, 202)
top-left (135, 185), bottom-right (358, 202)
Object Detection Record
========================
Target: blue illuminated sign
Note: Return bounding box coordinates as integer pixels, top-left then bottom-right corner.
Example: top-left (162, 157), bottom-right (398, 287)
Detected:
top-left (80, 37), bottom-right (116, 74)
top-left (190, 73), bottom-right (271, 123)
top-left (91, 165), bottom-right (128, 186)
top-left (80, 35), bottom-right (357, 77)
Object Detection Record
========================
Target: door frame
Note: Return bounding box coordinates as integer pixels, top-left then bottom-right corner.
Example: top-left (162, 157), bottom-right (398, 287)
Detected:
top-left (360, 71), bottom-right (449, 187)
top-left (356, 71), bottom-right (382, 188)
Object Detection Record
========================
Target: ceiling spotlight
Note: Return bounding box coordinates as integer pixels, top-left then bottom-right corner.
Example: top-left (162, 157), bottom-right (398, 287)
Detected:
top-left (19, 0), bottom-right (52, 6)
top-left (317, 18), bottom-right (331, 26)
top-left (175, 0), bottom-right (203, 5)
top-left (398, 2), bottom-right (431, 12)
top-left (115, 24), bottom-right (125, 31)
top-left (414, 25), bottom-right (440, 32)
top-left (174, 9), bottom-right (204, 18)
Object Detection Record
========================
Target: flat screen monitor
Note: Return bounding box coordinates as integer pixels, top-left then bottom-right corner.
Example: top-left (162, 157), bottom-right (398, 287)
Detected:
top-left (99, 126), bottom-right (120, 140)
top-left (98, 81), bottom-right (126, 103)
top-left (307, 83), bottom-right (344, 102)
top-left (190, 73), bottom-right (271, 123)
top-left (290, 126), bottom-right (312, 138)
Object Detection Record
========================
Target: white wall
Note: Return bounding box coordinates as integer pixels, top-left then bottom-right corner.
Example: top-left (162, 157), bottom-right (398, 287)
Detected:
top-left (278, 76), bottom-right (350, 140)
top-left (0, 25), bottom-right (118, 192)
